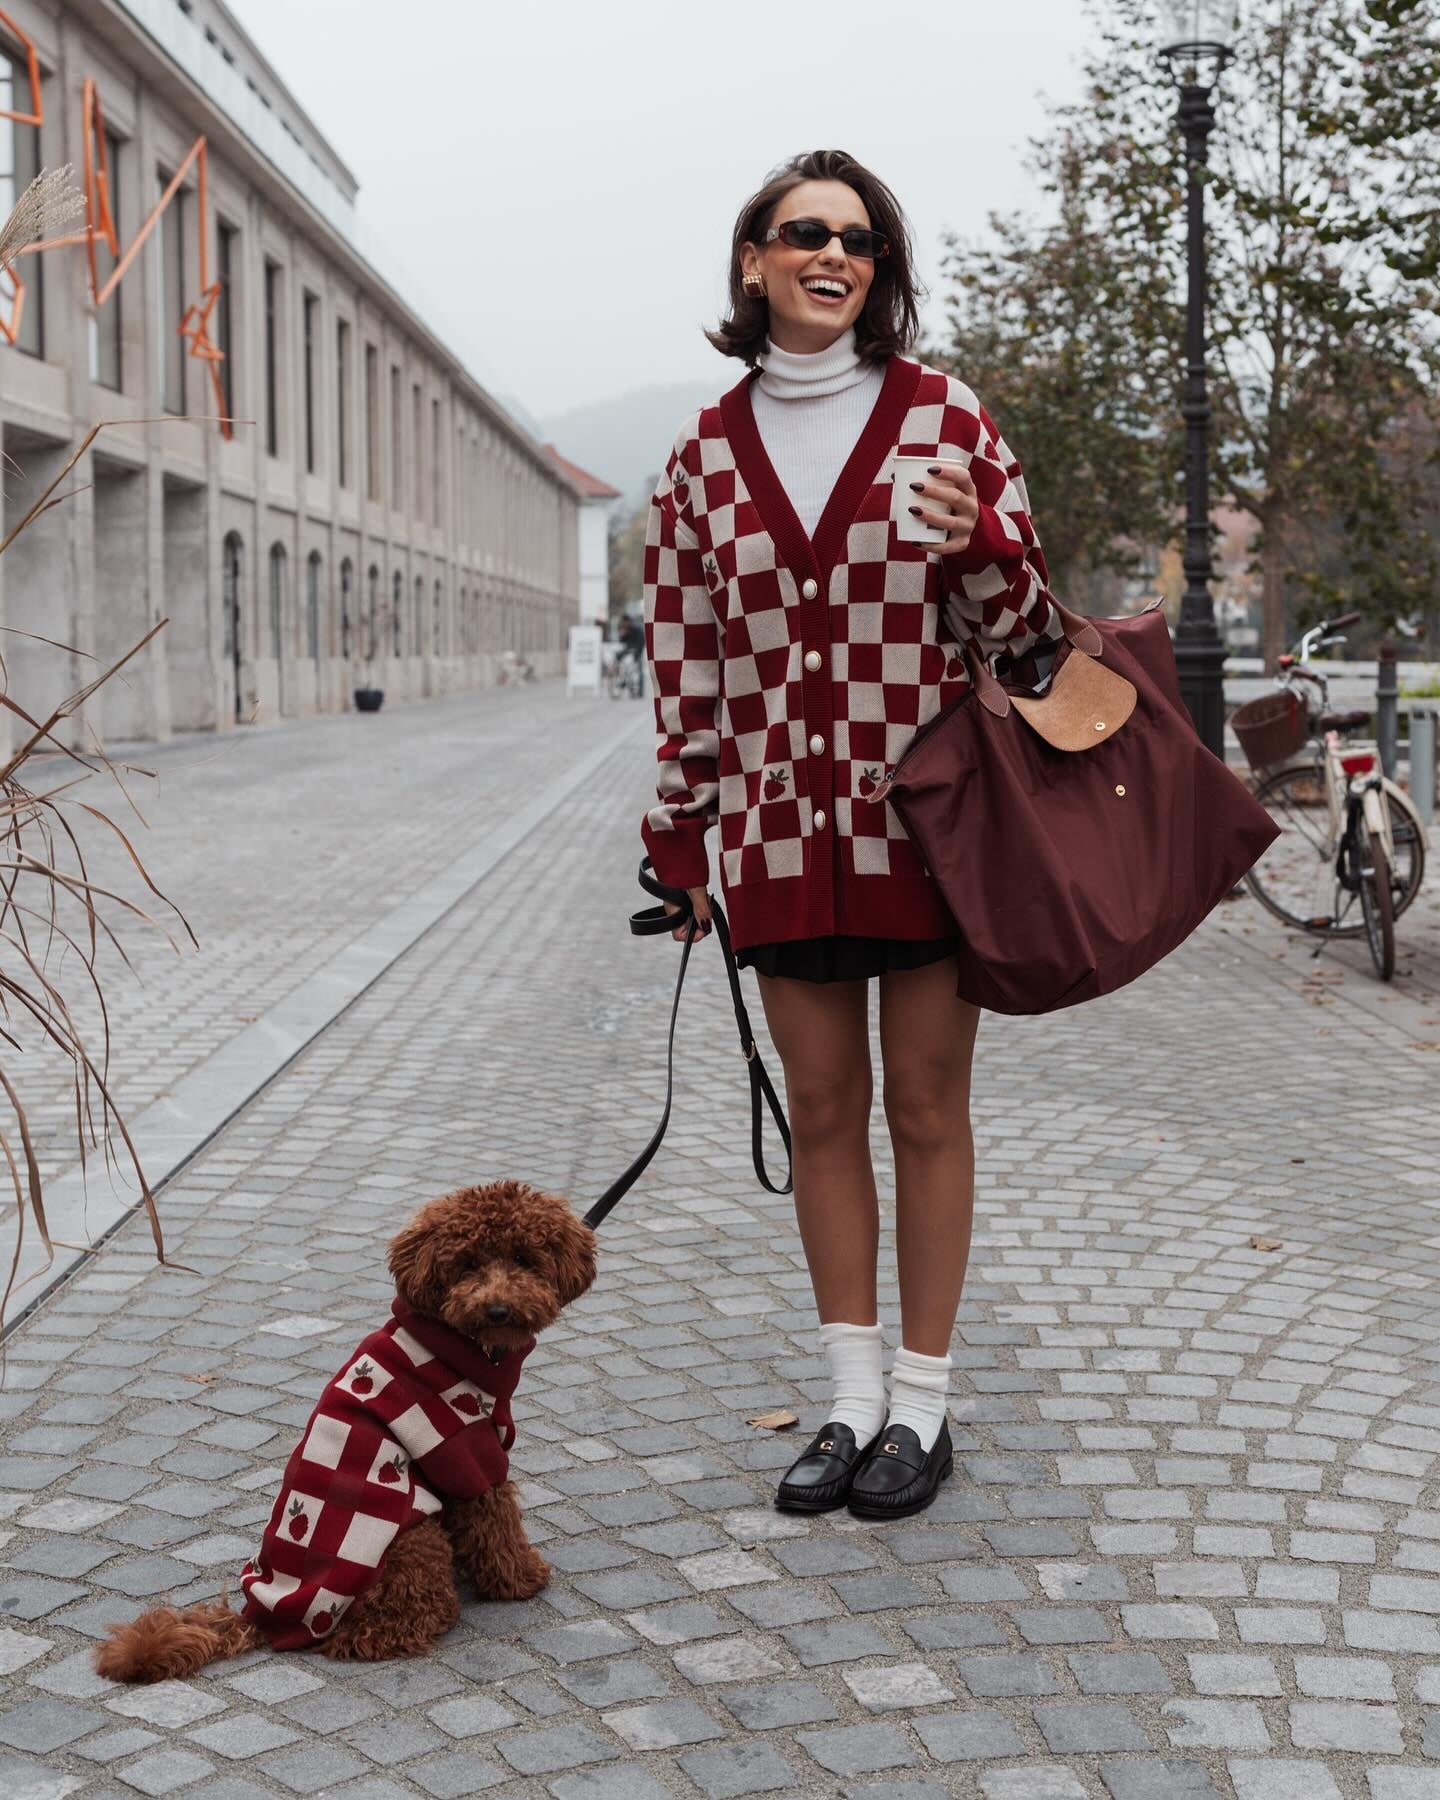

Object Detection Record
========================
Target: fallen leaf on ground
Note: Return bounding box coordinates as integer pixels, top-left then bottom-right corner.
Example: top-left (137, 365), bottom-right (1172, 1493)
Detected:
top-left (1250, 1236), bottom-right (1283, 1252)
top-left (747, 1408), bottom-right (798, 1431)
top-left (181, 1373), bottom-right (217, 1383)
top-left (1412, 1041), bottom-right (1440, 1052)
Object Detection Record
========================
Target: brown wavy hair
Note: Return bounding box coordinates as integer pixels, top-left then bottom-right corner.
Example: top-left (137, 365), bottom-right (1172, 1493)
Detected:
top-left (705, 149), bottom-right (922, 367)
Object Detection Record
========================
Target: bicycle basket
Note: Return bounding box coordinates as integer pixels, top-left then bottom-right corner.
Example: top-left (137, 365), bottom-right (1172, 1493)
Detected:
top-left (1230, 691), bottom-right (1307, 767)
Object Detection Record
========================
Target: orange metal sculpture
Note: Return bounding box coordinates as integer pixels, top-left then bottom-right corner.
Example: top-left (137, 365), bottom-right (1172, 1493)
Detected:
top-left (0, 8), bottom-right (43, 345)
top-left (0, 46), bottom-right (231, 436)
top-left (0, 9), bottom-right (41, 125)
top-left (78, 79), bottom-right (231, 434)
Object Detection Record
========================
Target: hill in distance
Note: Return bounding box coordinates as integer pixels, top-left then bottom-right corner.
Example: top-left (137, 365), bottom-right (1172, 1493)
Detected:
top-left (539, 378), bottom-right (719, 513)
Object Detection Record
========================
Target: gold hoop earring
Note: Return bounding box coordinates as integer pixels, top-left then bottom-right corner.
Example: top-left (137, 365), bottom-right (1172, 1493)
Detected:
top-left (742, 272), bottom-right (766, 299)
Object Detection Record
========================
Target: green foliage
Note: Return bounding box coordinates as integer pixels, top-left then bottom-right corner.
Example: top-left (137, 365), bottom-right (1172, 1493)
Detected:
top-left (932, 125), bottom-right (1187, 600)
top-left (938, 0), bottom-right (1440, 665)
top-left (607, 490), bottom-right (653, 621)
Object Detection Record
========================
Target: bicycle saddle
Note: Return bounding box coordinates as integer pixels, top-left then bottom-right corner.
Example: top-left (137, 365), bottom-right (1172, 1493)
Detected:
top-left (1318, 708), bottom-right (1371, 733)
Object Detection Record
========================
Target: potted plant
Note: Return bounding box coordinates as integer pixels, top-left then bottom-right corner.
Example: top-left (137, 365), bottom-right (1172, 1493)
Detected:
top-left (354, 621), bottom-right (384, 713)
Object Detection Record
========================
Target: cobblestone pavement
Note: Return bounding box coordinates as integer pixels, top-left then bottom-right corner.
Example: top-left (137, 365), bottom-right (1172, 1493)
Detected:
top-left (14, 684), bottom-right (642, 1183)
top-left (0, 695), bottom-right (1438, 1799)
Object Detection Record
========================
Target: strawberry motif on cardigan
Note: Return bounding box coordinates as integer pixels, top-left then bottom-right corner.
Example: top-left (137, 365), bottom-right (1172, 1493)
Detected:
top-left (639, 355), bottom-right (1064, 952)
top-left (239, 1297), bottom-right (532, 1650)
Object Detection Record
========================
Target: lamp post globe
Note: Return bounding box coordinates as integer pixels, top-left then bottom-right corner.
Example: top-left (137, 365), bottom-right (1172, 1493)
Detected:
top-left (1159, 1), bottom-right (1236, 759)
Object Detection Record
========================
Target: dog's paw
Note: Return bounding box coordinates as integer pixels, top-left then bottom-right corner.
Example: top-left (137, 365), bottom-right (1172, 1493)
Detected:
top-left (486, 1549), bottom-right (550, 1603)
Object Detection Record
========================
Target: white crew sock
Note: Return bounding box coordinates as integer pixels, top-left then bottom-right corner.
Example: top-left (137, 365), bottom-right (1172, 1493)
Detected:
top-left (817, 1321), bottom-right (885, 1442)
top-left (885, 1346), bottom-right (953, 1453)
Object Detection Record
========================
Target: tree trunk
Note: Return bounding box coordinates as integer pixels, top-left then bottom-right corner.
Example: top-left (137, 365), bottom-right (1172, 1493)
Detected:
top-left (1259, 511), bottom-right (1289, 674)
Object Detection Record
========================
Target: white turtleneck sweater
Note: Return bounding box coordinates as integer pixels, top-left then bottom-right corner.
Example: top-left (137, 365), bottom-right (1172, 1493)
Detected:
top-left (751, 327), bottom-right (886, 538)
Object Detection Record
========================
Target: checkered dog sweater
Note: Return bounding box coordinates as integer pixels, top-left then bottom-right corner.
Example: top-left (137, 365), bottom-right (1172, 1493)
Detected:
top-left (239, 1296), bottom-right (532, 1649)
top-left (640, 354), bottom-right (1065, 951)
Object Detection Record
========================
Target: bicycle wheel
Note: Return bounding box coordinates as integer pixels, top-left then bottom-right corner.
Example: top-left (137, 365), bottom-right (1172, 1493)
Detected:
top-left (1246, 763), bottom-right (1423, 938)
top-left (1386, 791), bottom-right (1426, 923)
top-left (1245, 761), bottom-right (1341, 932)
top-left (1357, 827), bottom-right (1395, 981)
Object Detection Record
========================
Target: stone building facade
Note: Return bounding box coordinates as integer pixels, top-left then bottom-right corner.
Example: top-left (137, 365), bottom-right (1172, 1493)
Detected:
top-left (0, 0), bottom-right (583, 745)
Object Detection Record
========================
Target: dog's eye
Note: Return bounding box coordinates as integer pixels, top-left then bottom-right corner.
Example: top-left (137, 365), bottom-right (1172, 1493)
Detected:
top-left (511, 1250), bottom-right (533, 1270)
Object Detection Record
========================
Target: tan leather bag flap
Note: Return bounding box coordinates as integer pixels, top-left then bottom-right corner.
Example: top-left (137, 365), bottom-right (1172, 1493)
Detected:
top-left (1010, 648), bottom-right (1137, 751)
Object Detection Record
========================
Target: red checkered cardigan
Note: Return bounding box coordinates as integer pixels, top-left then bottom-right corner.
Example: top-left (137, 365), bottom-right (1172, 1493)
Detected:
top-left (239, 1296), bottom-right (531, 1650)
top-left (640, 355), bottom-right (1063, 950)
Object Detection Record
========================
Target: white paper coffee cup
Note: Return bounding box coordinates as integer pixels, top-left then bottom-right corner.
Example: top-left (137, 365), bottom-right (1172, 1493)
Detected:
top-left (890, 453), bottom-right (968, 546)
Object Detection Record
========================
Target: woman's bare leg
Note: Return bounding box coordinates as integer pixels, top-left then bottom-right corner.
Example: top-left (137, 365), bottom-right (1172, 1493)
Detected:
top-left (753, 970), bottom-right (878, 1323)
top-left (877, 955), bottom-right (981, 1356)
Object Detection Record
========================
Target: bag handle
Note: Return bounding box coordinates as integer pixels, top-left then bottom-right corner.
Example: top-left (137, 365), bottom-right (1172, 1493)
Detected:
top-left (581, 859), bottom-right (793, 1231)
top-left (965, 601), bottom-right (1103, 719)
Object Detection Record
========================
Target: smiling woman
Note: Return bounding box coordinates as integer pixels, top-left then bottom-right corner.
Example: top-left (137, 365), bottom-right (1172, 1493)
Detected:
top-left (706, 152), bottom-right (919, 364)
top-left (642, 146), bottom-right (1072, 1523)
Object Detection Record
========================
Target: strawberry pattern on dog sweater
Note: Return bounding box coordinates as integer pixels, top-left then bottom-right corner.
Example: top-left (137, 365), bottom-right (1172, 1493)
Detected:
top-left (239, 1295), bottom-right (533, 1649)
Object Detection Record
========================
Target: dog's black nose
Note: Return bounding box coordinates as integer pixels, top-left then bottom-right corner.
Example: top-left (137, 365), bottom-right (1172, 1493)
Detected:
top-left (485, 1304), bottom-right (511, 1324)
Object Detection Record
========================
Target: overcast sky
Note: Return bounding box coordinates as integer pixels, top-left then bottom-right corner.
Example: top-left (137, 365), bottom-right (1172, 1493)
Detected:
top-left (226, 0), bottom-right (1102, 419)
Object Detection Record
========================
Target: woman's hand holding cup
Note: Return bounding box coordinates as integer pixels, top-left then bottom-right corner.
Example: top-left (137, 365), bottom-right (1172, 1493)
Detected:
top-left (892, 457), bottom-right (980, 553)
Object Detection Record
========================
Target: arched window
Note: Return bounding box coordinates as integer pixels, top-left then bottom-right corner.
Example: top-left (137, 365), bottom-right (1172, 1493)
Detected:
top-left (306, 550), bottom-right (322, 661)
top-left (367, 563), bottom-right (379, 660)
top-left (459, 586), bottom-right (468, 654)
top-left (392, 569), bottom-right (404, 656)
top-left (433, 579), bottom-right (443, 655)
top-left (340, 558), bottom-right (354, 660)
top-left (413, 574), bottom-right (424, 656)
top-left (268, 542), bottom-right (287, 660)
top-left (222, 532), bottom-right (243, 664)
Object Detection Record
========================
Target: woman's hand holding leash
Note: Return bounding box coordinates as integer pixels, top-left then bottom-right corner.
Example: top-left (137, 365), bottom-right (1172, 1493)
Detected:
top-left (907, 460), bottom-right (980, 555)
top-left (591, 859), bottom-right (791, 1229)
top-left (663, 886), bottom-right (712, 941)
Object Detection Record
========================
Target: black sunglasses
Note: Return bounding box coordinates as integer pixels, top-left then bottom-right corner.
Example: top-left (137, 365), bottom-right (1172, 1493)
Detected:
top-left (764, 218), bottom-right (890, 260)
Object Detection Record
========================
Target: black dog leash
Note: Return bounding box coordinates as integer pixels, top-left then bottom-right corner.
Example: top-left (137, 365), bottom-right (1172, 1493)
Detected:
top-left (582, 858), bottom-right (793, 1230)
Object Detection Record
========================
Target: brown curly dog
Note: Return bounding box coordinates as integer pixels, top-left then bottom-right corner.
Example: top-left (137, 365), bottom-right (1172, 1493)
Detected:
top-left (94, 1180), bottom-right (595, 1682)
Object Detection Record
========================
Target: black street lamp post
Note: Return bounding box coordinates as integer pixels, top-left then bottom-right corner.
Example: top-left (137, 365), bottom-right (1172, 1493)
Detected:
top-left (1159, 4), bottom-right (1234, 760)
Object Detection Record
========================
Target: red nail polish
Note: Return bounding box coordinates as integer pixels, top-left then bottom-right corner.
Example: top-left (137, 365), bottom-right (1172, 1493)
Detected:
top-left (908, 505), bottom-right (922, 516)
top-left (927, 465), bottom-right (942, 474)
top-left (909, 481), bottom-right (925, 492)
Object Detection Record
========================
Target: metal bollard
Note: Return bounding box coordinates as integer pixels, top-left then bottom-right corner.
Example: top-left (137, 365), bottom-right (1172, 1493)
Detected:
top-left (1411, 708), bottom-right (1437, 827)
top-left (1376, 637), bottom-right (1398, 779)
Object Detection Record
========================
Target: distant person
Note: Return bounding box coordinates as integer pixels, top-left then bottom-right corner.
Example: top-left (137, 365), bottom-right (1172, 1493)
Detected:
top-left (615, 614), bottom-right (644, 695)
top-left (636, 149), bottom-right (1068, 1521)
top-left (616, 613), bottom-right (643, 660)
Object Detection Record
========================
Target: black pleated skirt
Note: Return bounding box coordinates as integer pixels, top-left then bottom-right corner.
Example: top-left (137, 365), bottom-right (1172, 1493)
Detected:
top-left (733, 934), bottom-right (961, 984)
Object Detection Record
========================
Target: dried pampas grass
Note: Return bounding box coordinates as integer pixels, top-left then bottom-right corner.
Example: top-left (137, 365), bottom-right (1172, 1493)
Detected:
top-left (0, 423), bottom-right (198, 1346)
top-left (0, 164), bottom-right (86, 269)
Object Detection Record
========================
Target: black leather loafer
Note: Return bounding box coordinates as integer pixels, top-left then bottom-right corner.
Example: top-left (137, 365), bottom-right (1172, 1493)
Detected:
top-left (775, 1420), bottom-right (881, 1513)
top-left (846, 1419), bottom-right (952, 1519)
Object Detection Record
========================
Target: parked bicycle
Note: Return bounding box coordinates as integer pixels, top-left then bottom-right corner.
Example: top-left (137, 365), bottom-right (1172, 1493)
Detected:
top-left (606, 644), bottom-right (645, 700)
top-left (1233, 612), bottom-right (1426, 982)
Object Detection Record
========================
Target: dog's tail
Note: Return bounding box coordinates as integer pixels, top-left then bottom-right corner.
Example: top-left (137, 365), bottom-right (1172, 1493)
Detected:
top-left (94, 1581), bottom-right (264, 1683)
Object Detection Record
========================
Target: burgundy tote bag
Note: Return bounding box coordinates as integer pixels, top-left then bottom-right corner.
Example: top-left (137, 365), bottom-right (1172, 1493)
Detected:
top-left (866, 599), bottom-right (1279, 1015)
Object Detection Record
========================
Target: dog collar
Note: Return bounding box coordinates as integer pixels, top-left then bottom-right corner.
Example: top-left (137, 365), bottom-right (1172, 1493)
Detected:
top-left (388, 1294), bottom-right (534, 1394)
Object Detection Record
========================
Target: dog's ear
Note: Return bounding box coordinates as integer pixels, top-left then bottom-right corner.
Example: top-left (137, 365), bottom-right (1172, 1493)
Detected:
top-left (387, 1205), bottom-right (447, 1312)
top-left (552, 1209), bottom-right (597, 1306)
